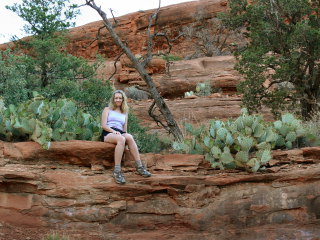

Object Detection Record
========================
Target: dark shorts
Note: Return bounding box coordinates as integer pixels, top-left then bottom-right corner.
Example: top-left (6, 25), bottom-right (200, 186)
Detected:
top-left (100, 127), bottom-right (126, 142)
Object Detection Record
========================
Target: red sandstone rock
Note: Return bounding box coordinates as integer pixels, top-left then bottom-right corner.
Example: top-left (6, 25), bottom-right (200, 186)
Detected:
top-left (0, 140), bottom-right (320, 240)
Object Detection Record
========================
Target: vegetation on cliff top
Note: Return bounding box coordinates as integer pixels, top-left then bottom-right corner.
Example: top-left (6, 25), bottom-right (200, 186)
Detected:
top-left (220, 0), bottom-right (320, 120)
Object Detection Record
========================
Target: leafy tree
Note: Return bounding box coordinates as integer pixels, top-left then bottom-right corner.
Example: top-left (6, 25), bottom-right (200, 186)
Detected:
top-left (6, 0), bottom-right (96, 89)
top-left (0, 49), bottom-right (29, 105)
top-left (220, 0), bottom-right (320, 119)
top-left (4, 0), bottom-right (111, 111)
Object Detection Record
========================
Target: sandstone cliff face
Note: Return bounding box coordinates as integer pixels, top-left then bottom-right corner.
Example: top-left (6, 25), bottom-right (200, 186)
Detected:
top-left (66, 0), bottom-right (228, 59)
top-left (1, 141), bottom-right (320, 239)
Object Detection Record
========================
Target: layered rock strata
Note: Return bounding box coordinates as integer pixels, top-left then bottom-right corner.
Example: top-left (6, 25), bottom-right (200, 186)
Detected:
top-left (0, 141), bottom-right (319, 239)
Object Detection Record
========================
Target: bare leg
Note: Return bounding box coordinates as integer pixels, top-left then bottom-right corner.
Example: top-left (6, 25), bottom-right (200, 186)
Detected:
top-left (104, 134), bottom-right (126, 165)
top-left (123, 133), bottom-right (151, 177)
top-left (123, 133), bottom-right (140, 161)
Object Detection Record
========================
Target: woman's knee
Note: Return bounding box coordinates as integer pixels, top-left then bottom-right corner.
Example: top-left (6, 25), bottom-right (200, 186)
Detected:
top-left (124, 134), bottom-right (134, 143)
top-left (116, 135), bottom-right (126, 146)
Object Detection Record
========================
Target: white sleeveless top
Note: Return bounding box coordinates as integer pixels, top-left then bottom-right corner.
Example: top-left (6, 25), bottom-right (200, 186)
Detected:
top-left (107, 110), bottom-right (126, 131)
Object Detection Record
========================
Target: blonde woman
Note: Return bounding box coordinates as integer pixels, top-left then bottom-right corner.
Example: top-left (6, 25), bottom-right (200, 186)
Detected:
top-left (101, 90), bottom-right (151, 184)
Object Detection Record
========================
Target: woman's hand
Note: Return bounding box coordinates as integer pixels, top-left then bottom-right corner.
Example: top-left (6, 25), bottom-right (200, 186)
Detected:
top-left (112, 130), bottom-right (120, 135)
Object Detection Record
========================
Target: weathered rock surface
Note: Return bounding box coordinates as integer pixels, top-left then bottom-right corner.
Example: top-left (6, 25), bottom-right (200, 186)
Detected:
top-left (1, 140), bottom-right (319, 239)
top-left (65, 0), bottom-right (228, 59)
top-left (115, 56), bottom-right (241, 97)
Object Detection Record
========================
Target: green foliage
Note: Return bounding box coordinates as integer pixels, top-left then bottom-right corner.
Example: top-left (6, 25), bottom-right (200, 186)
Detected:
top-left (162, 54), bottom-right (183, 61)
top-left (195, 81), bottom-right (212, 96)
top-left (0, 49), bottom-right (29, 105)
top-left (42, 232), bottom-right (70, 240)
top-left (6, 0), bottom-right (96, 92)
top-left (302, 111), bottom-right (320, 146)
top-left (0, 94), bottom-right (100, 149)
top-left (6, 0), bottom-right (79, 36)
top-left (49, 78), bottom-right (113, 117)
top-left (185, 81), bottom-right (213, 97)
top-left (173, 109), bottom-right (307, 172)
top-left (1, 0), bottom-right (109, 113)
top-left (127, 112), bottom-right (162, 153)
top-left (220, 0), bottom-right (320, 119)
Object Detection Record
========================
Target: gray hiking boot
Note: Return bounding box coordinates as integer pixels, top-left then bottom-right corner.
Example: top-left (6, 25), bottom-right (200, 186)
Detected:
top-left (113, 170), bottom-right (126, 184)
top-left (136, 166), bottom-right (151, 177)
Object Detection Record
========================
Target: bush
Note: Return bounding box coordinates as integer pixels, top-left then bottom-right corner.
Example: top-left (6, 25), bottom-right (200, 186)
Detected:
top-left (162, 54), bottom-right (183, 61)
top-left (40, 78), bottom-right (113, 117)
top-left (302, 111), bottom-right (320, 146)
top-left (43, 233), bottom-right (70, 240)
top-left (184, 81), bottom-right (219, 97)
top-left (73, 78), bottom-right (113, 116)
top-left (127, 112), bottom-right (162, 153)
top-left (0, 49), bottom-right (29, 105)
top-left (195, 81), bottom-right (212, 96)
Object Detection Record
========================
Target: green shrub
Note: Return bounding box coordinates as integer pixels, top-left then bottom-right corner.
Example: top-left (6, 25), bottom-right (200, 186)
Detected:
top-left (162, 54), bottom-right (183, 61)
top-left (42, 232), bottom-right (70, 240)
top-left (127, 112), bottom-right (162, 153)
top-left (184, 81), bottom-right (219, 98)
top-left (0, 49), bottom-right (29, 105)
top-left (40, 78), bottom-right (113, 117)
top-left (73, 78), bottom-right (113, 116)
top-left (173, 109), bottom-right (307, 172)
top-left (195, 81), bottom-right (212, 96)
top-left (302, 111), bottom-right (320, 146)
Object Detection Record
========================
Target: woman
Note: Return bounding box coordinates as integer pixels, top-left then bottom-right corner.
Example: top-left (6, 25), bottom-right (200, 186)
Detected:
top-left (101, 90), bottom-right (151, 184)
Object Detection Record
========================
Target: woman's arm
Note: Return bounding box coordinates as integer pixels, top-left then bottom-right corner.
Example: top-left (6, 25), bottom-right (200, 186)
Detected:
top-left (101, 107), bottom-right (114, 133)
top-left (123, 113), bottom-right (128, 132)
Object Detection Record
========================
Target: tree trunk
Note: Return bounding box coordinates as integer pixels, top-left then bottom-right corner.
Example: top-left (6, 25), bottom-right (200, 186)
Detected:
top-left (300, 97), bottom-right (318, 120)
top-left (85, 1), bottom-right (183, 141)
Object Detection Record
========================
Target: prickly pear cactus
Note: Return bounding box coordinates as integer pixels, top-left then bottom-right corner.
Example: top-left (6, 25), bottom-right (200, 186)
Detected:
top-left (173, 108), bottom-right (307, 173)
top-left (0, 95), bottom-right (100, 149)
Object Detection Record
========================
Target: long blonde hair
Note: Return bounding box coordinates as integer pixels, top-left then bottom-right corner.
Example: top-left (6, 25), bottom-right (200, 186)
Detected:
top-left (108, 90), bottom-right (129, 113)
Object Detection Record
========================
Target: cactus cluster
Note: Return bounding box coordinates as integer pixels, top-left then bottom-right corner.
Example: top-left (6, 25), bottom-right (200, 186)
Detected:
top-left (173, 108), bottom-right (307, 172)
top-left (0, 93), bottom-right (100, 149)
top-left (273, 113), bottom-right (305, 149)
top-left (184, 81), bottom-right (212, 97)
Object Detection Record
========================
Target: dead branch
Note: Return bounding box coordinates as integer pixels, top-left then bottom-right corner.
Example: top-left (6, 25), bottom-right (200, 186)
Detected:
top-left (142, 1), bottom-right (161, 67)
top-left (107, 51), bottom-right (125, 85)
top-left (109, 8), bottom-right (118, 27)
top-left (85, 0), bottom-right (183, 141)
top-left (148, 100), bottom-right (171, 132)
top-left (84, 25), bottom-right (106, 48)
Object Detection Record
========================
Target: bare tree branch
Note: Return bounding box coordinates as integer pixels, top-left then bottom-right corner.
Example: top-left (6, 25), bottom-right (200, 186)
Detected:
top-left (84, 25), bottom-right (106, 48)
top-left (85, 0), bottom-right (183, 141)
top-left (107, 51), bottom-right (125, 86)
top-left (148, 100), bottom-right (171, 132)
top-left (109, 8), bottom-right (118, 27)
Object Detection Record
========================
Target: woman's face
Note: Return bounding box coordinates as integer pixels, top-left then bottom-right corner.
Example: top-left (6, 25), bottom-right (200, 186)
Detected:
top-left (114, 93), bottom-right (123, 107)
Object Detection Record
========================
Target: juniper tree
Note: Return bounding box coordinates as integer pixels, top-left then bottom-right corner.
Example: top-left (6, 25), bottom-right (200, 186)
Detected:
top-left (221, 0), bottom-right (320, 119)
top-left (6, 0), bottom-right (95, 89)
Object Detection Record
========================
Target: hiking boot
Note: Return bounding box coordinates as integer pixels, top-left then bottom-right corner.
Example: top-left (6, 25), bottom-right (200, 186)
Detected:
top-left (113, 171), bottom-right (126, 184)
top-left (136, 166), bottom-right (151, 177)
